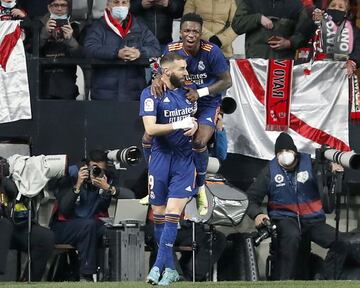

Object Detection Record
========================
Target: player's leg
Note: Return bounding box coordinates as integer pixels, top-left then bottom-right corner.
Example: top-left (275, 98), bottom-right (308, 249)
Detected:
top-left (156, 159), bottom-right (197, 285)
top-left (146, 152), bottom-right (169, 284)
top-left (193, 105), bottom-right (217, 215)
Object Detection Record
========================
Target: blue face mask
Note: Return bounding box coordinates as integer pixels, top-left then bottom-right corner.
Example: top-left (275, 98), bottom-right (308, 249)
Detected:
top-left (1, 1), bottom-right (16, 9)
top-left (50, 13), bottom-right (68, 20)
top-left (112, 6), bottom-right (128, 21)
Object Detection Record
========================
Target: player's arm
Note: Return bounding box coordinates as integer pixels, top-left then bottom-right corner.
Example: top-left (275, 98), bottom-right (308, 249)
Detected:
top-left (142, 116), bottom-right (196, 136)
top-left (185, 70), bottom-right (232, 102)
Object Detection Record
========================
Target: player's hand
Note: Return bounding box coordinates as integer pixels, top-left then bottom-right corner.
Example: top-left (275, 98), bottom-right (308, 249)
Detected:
top-left (254, 213), bottom-right (270, 228)
top-left (183, 118), bottom-right (198, 136)
top-left (11, 8), bottom-right (26, 18)
top-left (151, 75), bottom-right (166, 96)
top-left (62, 24), bottom-right (73, 40)
top-left (75, 165), bottom-right (89, 188)
top-left (91, 174), bottom-right (109, 190)
top-left (268, 36), bottom-right (291, 50)
top-left (261, 15), bottom-right (273, 30)
top-left (185, 87), bottom-right (199, 102)
top-left (172, 116), bottom-right (195, 130)
top-left (46, 19), bottom-right (57, 33)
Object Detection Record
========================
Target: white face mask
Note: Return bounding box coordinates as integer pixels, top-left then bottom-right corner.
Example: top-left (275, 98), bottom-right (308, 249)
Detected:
top-left (112, 6), bottom-right (129, 21)
top-left (278, 151), bottom-right (296, 167)
top-left (50, 13), bottom-right (68, 20)
top-left (1, 1), bottom-right (16, 9)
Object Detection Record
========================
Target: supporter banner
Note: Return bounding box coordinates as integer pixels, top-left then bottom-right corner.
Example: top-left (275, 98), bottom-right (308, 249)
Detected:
top-left (225, 59), bottom-right (350, 160)
top-left (0, 21), bottom-right (32, 124)
top-left (265, 59), bottom-right (293, 131)
top-left (350, 75), bottom-right (360, 119)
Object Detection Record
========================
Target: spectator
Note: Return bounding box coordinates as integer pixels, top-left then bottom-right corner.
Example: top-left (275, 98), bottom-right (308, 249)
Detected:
top-left (312, 0), bottom-right (360, 76)
top-left (245, 132), bottom-right (348, 280)
top-left (84, 0), bottom-right (161, 101)
top-left (50, 149), bottom-right (120, 281)
top-left (231, 0), bottom-right (311, 59)
top-left (0, 157), bottom-right (54, 281)
top-left (183, 0), bottom-right (238, 58)
top-left (39, 0), bottom-right (83, 100)
top-left (0, 0), bottom-right (27, 21)
top-left (130, 0), bottom-right (185, 49)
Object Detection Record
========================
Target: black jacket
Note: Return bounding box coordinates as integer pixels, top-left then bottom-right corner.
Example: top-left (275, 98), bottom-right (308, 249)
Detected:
top-left (130, 0), bottom-right (185, 45)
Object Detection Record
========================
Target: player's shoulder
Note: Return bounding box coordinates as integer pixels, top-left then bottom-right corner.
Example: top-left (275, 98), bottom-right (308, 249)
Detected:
top-left (166, 41), bottom-right (183, 52)
top-left (200, 40), bottom-right (224, 55)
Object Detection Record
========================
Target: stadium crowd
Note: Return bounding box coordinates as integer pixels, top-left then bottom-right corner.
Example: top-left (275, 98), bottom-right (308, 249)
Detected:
top-left (1, 0), bottom-right (360, 284)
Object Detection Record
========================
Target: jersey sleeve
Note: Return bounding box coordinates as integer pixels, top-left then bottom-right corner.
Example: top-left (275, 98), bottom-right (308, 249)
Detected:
top-left (139, 87), bottom-right (158, 117)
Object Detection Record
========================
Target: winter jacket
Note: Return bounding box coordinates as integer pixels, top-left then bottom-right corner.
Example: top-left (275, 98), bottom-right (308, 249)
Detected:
top-left (232, 0), bottom-right (311, 59)
top-left (84, 15), bottom-right (161, 101)
top-left (184, 0), bottom-right (238, 57)
top-left (130, 0), bottom-right (185, 45)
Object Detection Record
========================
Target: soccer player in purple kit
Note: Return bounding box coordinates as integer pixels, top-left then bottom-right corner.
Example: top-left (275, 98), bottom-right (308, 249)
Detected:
top-left (143, 13), bottom-right (232, 216)
top-left (140, 52), bottom-right (198, 285)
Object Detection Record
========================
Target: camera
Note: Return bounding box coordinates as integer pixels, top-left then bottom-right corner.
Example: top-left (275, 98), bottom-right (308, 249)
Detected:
top-left (89, 165), bottom-right (104, 178)
top-left (106, 146), bottom-right (141, 170)
top-left (316, 146), bottom-right (360, 170)
top-left (253, 219), bottom-right (277, 246)
top-left (55, 19), bottom-right (69, 27)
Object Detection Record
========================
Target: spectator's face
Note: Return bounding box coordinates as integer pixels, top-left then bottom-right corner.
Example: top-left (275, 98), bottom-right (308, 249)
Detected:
top-left (48, 0), bottom-right (69, 16)
top-left (107, 0), bottom-right (130, 11)
top-left (167, 59), bottom-right (188, 88)
top-left (328, 0), bottom-right (348, 12)
top-left (180, 21), bottom-right (202, 53)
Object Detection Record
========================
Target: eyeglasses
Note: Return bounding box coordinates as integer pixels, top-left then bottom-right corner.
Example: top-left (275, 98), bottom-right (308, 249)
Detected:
top-left (50, 3), bottom-right (68, 8)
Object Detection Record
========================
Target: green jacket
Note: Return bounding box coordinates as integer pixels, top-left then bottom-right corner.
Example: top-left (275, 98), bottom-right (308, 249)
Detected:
top-left (232, 0), bottom-right (310, 59)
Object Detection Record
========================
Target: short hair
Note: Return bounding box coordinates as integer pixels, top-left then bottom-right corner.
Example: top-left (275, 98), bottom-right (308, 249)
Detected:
top-left (160, 53), bottom-right (185, 67)
top-left (88, 149), bottom-right (107, 163)
top-left (180, 13), bottom-right (203, 28)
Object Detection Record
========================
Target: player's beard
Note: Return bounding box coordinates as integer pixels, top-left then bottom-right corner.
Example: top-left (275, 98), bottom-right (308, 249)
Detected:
top-left (169, 73), bottom-right (183, 89)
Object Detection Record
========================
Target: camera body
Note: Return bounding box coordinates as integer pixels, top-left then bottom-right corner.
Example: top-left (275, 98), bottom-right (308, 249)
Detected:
top-left (55, 19), bottom-right (69, 27)
top-left (253, 219), bottom-right (277, 246)
top-left (89, 165), bottom-right (104, 178)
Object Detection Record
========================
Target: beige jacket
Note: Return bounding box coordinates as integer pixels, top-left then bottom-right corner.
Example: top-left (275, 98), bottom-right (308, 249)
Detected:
top-left (184, 0), bottom-right (238, 57)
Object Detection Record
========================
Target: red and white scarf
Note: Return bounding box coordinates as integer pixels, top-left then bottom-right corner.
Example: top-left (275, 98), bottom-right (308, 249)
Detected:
top-left (104, 9), bottom-right (132, 38)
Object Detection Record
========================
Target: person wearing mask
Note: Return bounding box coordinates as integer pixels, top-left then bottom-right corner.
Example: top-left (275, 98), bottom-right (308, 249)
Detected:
top-left (312, 0), bottom-right (360, 76)
top-left (246, 132), bottom-right (348, 280)
top-left (39, 0), bottom-right (83, 99)
top-left (84, 0), bottom-right (161, 101)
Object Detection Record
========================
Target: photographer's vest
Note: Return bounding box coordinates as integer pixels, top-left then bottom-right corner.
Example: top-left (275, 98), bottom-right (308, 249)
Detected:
top-left (268, 153), bottom-right (325, 219)
top-left (319, 17), bottom-right (354, 61)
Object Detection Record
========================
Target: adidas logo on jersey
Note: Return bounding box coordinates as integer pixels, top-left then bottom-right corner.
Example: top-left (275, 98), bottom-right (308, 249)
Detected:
top-left (163, 97), bottom-right (170, 103)
top-left (185, 186), bottom-right (192, 192)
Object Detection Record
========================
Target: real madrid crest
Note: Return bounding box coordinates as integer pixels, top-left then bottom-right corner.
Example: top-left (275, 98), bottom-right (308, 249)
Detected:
top-left (198, 60), bottom-right (205, 71)
top-left (274, 174), bottom-right (284, 184)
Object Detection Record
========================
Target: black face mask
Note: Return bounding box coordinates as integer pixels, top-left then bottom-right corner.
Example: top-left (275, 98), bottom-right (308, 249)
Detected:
top-left (327, 9), bottom-right (346, 24)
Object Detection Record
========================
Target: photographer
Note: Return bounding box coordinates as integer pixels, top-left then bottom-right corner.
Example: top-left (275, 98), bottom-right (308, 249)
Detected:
top-left (50, 149), bottom-right (119, 281)
top-left (0, 0), bottom-right (27, 21)
top-left (39, 0), bottom-right (83, 99)
top-left (246, 132), bottom-right (348, 280)
top-left (0, 157), bottom-right (54, 281)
